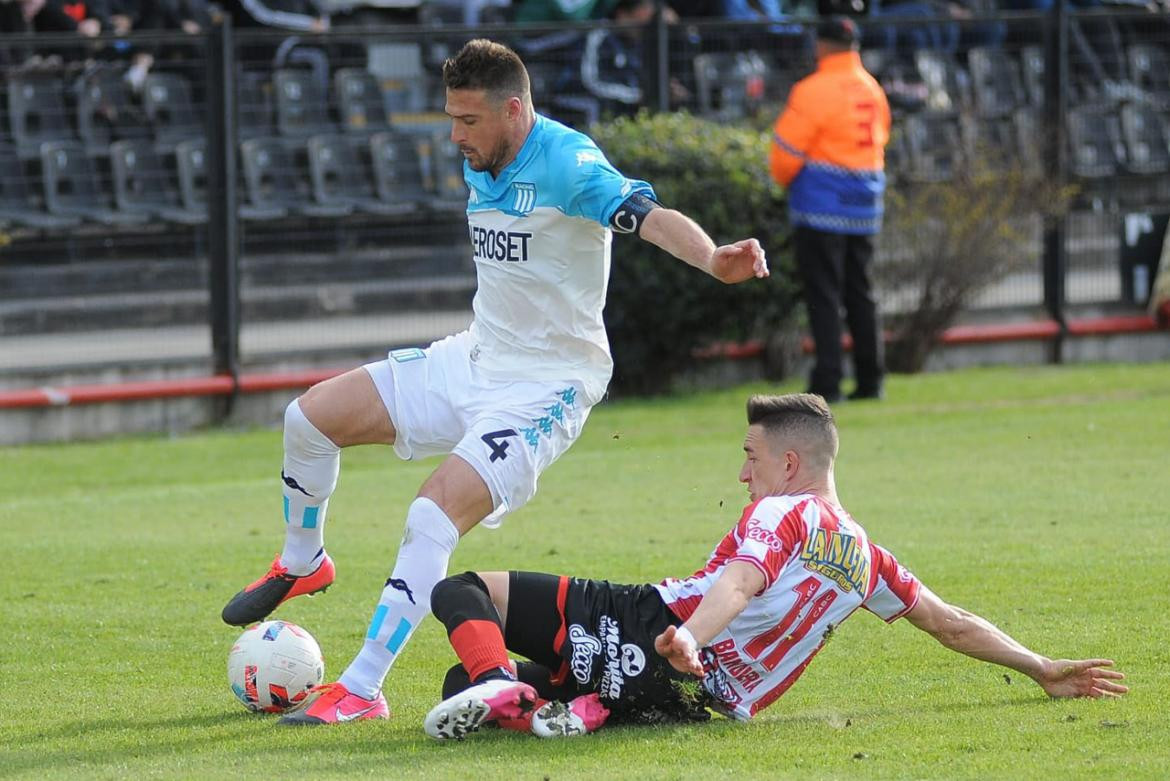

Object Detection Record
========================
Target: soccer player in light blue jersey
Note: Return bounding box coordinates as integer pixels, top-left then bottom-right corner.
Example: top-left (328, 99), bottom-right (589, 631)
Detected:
top-left (221, 38), bottom-right (770, 725)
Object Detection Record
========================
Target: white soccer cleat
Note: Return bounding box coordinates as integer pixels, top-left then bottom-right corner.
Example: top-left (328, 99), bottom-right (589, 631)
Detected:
top-left (424, 679), bottom-right (538, 740)
top-left (530, 692), bottom-right (610, 738)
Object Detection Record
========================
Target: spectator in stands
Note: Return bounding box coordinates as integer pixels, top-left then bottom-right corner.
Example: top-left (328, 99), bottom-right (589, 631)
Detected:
top-left (118, 0), bottom-right (215, 33)
top-left (0, 0), bottom-right (110, 64)
top-left (0, 0), bottom-right (104, 34)
top-left (866, 0), bottom-right (1003, 54)
top-left (511, 0), bottom-right (615, 23)
top-left (721, 0), bottom-right (784, 20)
top-left (114, 0), bottom-right (217, 92)
top-left (770, 16), bottom-right (889, 402)
top-left (579, 0), bottom-right (690, 114)
top-left (223, 0), bottom-right (328, 31)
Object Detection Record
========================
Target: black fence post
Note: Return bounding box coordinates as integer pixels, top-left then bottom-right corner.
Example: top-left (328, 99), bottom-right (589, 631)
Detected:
top-left (655, 1), bottom-right (670, 112)
top-left (206, 16), bottom-right (241, 409)
top-left (1041, 0), bottom-right (1069, 363)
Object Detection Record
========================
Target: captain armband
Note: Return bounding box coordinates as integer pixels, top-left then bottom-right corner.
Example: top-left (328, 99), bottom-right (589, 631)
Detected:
top-left (610, 192), bottom-right (661, 234)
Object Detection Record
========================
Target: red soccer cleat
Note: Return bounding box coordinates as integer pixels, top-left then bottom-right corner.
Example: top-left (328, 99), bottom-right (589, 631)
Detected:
top-left (221, 554), bottom-right (335, 627)
top-left (278, 682), bottom-right (390, 726)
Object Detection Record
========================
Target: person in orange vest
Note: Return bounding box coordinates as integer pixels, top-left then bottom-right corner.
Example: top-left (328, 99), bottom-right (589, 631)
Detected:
top-left (770, 16), bottom-right (890, 402)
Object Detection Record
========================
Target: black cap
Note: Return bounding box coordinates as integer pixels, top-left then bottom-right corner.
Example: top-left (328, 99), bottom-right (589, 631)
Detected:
top-left (816, 15), bottom-right (859, 46)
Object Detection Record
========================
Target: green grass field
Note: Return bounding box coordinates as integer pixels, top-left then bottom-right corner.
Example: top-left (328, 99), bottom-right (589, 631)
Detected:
top-left (2, 364), bottom-right (1168, 780)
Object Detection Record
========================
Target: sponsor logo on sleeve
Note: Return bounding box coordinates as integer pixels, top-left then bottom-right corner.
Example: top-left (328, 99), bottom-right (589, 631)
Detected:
top-left (744, 520), bottom-right (785, 553)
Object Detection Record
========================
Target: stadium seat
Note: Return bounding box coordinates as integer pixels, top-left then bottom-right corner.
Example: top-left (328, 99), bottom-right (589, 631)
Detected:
top-left (1127, 44), bottom-right (1170, 106)
top-left (426, 131), bottom-right (469, 209)
top-left (369, 131), bottom-right (430, 210)
top-left (1012, 108), bottom-right (1045, 179)
top-left (175, 138), bottom-right (286, 221)
top-left (237, 71), bottom-right (276, 140)
top-left (109, 139), bottom-right (207, 224)
top-left (143, 73), bottom-right (203, 150)
top-left (7, 73), bottom-right (72, 160)
top-left (240, 137), bottom-right (351, 218)
top-left (1066, 105), bottom-right (1125, 178)
top-left (914, 51), bottom-right (971, 114)
top-left (967, 47), bottom-right (1025, 118)
top-left (1119, 102), bottom-right (1170, 175)
top-left (334, 68), bottom-right (392, 135)
top-left (1020, 45), bottom-right (1046, 109)
top-left (877, 58), bottom-right (929, 113)
top-left (882, 125), bottom-right (910, 184)
top-left (76, 66), bottom-right (150, 157)
top-left (0, 143), bottom-right (81, 229)
top-left (962, 114), bottom-right (1020, 173)
top-left (903, 114), bottom-right (963, 183)
top-left (693, 52), bottom-right (767, 122)
top-left (307, 134), bottom-right (412, 215)
top-left (174, 138), bottom-right (207, 215)
top-left (274, 69), bottom-right (336, 139)
top-left (40, 141), bottom-right (149, 226)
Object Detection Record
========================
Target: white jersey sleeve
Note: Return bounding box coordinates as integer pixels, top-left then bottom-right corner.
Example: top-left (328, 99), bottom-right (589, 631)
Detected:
top-left (861, 543), bottom-right (921, 622)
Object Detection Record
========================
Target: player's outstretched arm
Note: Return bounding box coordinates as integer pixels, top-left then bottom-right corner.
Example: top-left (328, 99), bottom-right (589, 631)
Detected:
top-left (654, 560), bottom-right (765, 677)
top-left (638, 207), bottom-right (769, 284)
top-left (904, 586), bottom-right (1129, 699)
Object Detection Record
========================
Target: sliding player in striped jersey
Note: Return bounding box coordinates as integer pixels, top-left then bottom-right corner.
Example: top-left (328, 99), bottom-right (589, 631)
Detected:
top-left (423, 393), bottom-right (1127, 739)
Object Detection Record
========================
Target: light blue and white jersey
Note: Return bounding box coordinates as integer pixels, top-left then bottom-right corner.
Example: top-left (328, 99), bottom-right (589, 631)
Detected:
top-left (463, 114), bottom-right (654, 405)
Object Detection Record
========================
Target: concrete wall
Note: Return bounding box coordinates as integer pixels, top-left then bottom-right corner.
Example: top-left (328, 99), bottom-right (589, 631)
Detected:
top-left (4, 329), bottom-right (1168, 446)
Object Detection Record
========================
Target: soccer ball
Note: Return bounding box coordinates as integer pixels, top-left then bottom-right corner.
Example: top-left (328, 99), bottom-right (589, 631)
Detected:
top-left (228, 620), bottom-right (325, 713)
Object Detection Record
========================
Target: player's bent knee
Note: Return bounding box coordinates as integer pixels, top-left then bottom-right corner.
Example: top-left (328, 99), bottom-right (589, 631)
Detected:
top-left (431, 571), bottom-right (486, 623)
top-left (282, 399), bottom-right (341, 498)
top-left (296, 369), bottom-right (397, 447)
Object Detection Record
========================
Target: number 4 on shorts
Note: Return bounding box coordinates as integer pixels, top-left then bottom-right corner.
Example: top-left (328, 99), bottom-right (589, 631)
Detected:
top-left (481, 429), bottom-right (518, 462)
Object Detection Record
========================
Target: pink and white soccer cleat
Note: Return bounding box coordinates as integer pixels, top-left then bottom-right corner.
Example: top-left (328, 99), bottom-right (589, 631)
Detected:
top-left (530, 693), bottom-right (610, 738)
top-left (423, 679), bottom-right (539, 740)
top-left (278, 682), bottom-right (389, 725)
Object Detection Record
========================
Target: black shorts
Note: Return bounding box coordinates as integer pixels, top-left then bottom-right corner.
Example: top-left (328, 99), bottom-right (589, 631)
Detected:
top-left (505, 571), bottom-right (712, 725)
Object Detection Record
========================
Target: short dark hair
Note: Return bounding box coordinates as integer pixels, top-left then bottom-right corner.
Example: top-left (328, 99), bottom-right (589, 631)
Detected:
top-left (746, 393), bottom-right (839, 467)
top-left (442, 39), bottom-right (530, 104)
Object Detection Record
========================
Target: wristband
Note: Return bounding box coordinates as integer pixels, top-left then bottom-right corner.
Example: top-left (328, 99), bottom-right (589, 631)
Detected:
top-left (675, 625), bottom-right (697, 649)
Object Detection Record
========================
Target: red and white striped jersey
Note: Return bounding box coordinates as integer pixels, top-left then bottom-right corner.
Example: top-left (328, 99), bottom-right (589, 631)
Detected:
top-left (652, 494), bottom-right (920, 720)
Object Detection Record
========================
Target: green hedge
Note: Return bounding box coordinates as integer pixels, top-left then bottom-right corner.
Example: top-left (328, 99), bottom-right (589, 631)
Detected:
top-left (592, 111), bottom-right (799, 396)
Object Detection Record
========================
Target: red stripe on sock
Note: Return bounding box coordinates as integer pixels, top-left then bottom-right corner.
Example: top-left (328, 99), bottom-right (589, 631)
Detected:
top-left (548, 575), bottom-right (572, 687)
top-left (449, 619), bottom-right (510, 682)
top-left (552, 575), bottom-right (569, 653)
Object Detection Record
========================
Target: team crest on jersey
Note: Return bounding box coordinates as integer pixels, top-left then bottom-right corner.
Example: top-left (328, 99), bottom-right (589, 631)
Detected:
top-left (798, 529), bottom-right (870, 593)
top-left (504, 182), bottom-right (537, 216)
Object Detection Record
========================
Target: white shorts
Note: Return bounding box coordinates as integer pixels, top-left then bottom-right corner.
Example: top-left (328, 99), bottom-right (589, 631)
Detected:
top-left (363, 331), bottom-right (592, 528)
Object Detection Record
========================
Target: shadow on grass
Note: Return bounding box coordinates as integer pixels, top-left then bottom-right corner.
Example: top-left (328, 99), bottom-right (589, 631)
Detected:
top-left (3, 695), bottom-right (1052, 777)
top-left (5, 710), bottom-right (553, 777)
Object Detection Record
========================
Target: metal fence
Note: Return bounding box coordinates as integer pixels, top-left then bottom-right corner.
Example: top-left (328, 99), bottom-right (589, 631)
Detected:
top-left (0, 8), bottom-right (1167, 381)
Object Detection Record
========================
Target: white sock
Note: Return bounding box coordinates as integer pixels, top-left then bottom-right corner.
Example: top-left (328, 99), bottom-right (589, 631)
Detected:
top-left (279, 399), bottom-right (339, 575)
top-left (339, 497), bottom-right (460, 699)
